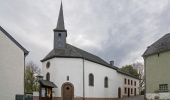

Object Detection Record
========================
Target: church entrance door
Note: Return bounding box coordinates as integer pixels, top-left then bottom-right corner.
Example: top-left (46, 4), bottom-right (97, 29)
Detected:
top-left (62, 82), bottom-right (74, 100)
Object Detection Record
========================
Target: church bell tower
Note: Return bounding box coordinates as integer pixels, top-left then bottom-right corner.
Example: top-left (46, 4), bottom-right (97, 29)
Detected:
top-left (53, 2), bottom-right (67, 49)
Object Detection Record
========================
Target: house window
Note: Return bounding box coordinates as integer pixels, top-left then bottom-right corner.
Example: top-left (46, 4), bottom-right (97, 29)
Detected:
top-left (134, 88), bottom-right (136, 95)
top-left (128, 79), bottom-right (130, 85)
top-left (124, 78), bottom-right (127, 84)
top-left (46, 61), bottom-right (50, 69)
top-left (124, 87), bottom-right (127, 94)
top-left (134, 81), bottom-right (136, 86)
top-left (131, 80), bottom-right (133, 85)
top-left (89, 73), bottom-right (94, 86)
top-left (46, 72), bottom-right (50, 81)
top-left (131, 88), bottom-right (133, 94)
top-left (104, 77), bottom-right (108, 88)
top-left (159, 84), bottom-right (168, 92)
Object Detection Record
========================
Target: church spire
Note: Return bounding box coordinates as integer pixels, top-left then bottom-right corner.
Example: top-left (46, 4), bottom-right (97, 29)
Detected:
top-left (55, 2), bottom-right (65, 30)
top-left (53, 1), bottom-right (67, 49)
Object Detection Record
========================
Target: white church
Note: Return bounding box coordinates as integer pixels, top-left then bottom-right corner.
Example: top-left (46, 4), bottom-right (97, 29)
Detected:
top-left (40, 3), bottom-right (139, 100)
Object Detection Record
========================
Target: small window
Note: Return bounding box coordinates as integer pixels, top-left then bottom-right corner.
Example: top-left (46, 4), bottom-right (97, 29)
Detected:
top-left (104, 77), bottom-right (108, 88)
top-left (67, 76), bottom-right (69, 81)
top-left (58, 33), bottom-right (61, 37)
top-left (124, 78), bottom-right (127, 84)
top-left (46, 72), bottom-right (50, 81)
top-left (134, 81), bottom-right (136, 86)
top-left (131, 88), bottom-right (133, 94)
top-left (159, 84), bottom-right (168, 92)
top-left (46, 61), bottom-right (50, 69)
top-left (128, 79), bottom-right (130, 85)
top-left (124, 87), bottom-right (127, 94)
top-left (131, 80), bottom-right (133, 85)
top-left (89, 73), bottom-right (94, 86)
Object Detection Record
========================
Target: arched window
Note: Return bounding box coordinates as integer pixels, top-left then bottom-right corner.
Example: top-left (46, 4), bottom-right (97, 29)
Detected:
top-left (46, 72), bottom-right (50, 81)
top-left (46, 61), bottom-right (50, 69)
top-left (89, 73), bottom-right (94, 86)
top-left (104, 77), bottom-right (108, 88)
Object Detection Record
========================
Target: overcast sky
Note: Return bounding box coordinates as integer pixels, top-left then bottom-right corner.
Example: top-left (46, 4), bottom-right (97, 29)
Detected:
top-left (1, 0), bottom-right (170, 67)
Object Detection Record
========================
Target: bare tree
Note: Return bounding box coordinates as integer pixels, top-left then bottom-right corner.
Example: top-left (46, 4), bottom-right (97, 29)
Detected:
top-left (25, 61), bottom-right (41, 93)
top-left (132, 62), bottom-right (145, 94)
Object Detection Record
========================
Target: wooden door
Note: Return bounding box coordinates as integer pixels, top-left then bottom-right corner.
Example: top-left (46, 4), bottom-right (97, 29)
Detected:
top-left (62, 83), bottom-right (74, 100)
top-left (118, 87), bottom-right (121, 98)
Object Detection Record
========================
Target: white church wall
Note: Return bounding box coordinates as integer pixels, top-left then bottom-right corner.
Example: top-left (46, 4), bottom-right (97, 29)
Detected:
top-left (84, 60), bottom-right (120, 98)
top-left (0, 31), bottom-right (25, 100)
top-left (42, 58), bottom-right (83, 98)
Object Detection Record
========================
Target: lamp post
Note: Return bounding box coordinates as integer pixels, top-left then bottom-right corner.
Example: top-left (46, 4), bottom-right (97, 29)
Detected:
top-left (36, 75), bottom-right (43, 100)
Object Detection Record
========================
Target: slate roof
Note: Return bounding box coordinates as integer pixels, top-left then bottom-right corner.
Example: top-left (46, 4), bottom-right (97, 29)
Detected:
top-left (143, 33), bottom-right (170, 57)
top-left (41, 44), bottom-right (114, 68)
top-left (55, 2), bottom-right (65, 30)
top-left (0, 26), bottom-right (29, 55)
top-left (39, 80), bottom-right (57, 88)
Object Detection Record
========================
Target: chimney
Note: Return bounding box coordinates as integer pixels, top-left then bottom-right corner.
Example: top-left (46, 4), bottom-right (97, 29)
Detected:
top-left (110, 60), bottom-right (114, 66)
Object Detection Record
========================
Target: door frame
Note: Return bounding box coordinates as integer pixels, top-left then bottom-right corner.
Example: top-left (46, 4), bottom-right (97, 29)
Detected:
top-left (61, 82), bottom-right (74, 100)
top-left (118, 87), bottom-right (121, 98)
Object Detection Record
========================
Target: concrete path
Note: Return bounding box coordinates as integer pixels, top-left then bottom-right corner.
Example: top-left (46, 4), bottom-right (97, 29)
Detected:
top-left (120, 95), bottom-right (144, 100)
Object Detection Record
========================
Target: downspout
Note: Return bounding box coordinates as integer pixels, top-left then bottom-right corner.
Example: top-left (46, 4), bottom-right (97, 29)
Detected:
top-left (24, 52), bottom-right (28, 100)
top-left (83, 58), bottom-right (85, 100)
top-left (144, 57), bottom-right (146, 100)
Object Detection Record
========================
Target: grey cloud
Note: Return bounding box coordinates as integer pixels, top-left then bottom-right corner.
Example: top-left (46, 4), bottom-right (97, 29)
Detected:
top-left (1, 0), bottom-right (170, 67)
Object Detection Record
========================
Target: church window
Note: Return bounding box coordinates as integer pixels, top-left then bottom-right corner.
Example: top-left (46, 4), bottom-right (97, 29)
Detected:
top-left (124, 78), bottom-right (127, 84)
top-left (67, 76), bottom-right (69, 81)
top-left (104, 77), bottom-right (108, 88)
top-left (46, 72), bottom-right (50, 81)
top-left (128, 79), bottom-right (130, 85)
top-left (46, 61), bottom-right (50, 69)
top-left (89, 73), bottom-right (94, 86)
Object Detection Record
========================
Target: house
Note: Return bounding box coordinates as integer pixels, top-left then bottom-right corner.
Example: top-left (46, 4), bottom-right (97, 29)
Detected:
top-left (41, 2), bottom-right (139, 100)
top-left (143, 33), bottom-right (170, 99)
top-left (0, 26), bottom-right (29, 100)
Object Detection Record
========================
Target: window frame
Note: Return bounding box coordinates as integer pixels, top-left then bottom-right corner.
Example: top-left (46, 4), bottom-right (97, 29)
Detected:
top-left (159, 84), bottom-right (168, 92)
top-left (46, 72), bottom-right (50, 81)
top-left (89, 73), bottom-right (94, 86)
top-left (104, 77), bottom-right (108, 88)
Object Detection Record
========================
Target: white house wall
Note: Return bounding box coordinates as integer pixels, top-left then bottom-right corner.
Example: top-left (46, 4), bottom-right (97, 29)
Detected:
top-left (118, 73), bottom-right (140, 97)
top-left (0, 31), bottom-right (25, 100)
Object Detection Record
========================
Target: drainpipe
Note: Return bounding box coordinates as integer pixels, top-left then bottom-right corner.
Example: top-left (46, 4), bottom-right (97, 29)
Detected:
top-left (144, 57), bottom-right (146, 100)
top-left (83, 58), bottom-right (85, 100)
top-left (24, 52), bottom-right (29, 100)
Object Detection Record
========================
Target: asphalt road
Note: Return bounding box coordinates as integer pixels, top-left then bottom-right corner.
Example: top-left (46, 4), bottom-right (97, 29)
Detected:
top-left (120, 95), bottom-right (144, 100)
